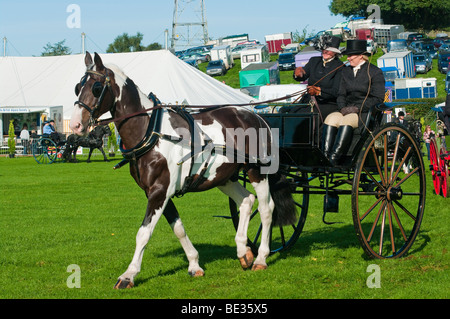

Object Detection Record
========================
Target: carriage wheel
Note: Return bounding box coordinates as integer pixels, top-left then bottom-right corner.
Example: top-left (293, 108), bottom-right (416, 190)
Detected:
top-left (440, 147), bottom-right (449, 198)
top-left (352, 124), bottom-right (425, 259)
top-left (229, 172), bottom-right (309, 255)
top-left (32, 138), bottom-right (58, 164)
top-left (429, 138), bottom-right (441, 195)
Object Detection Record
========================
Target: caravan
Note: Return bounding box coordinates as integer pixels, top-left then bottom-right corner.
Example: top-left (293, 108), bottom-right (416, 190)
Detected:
top-left (210, 45), bottom-right (233, 69)
top-left (240, 45), bottom-right (270, 69)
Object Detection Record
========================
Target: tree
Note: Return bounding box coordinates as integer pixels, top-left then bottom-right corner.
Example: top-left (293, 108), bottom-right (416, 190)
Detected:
top-left (7, 120), bottom-right (15, 157)
top-left (41, 40), bottom-right (72, 56)
top-left (292, 25), bottom-right (316, 44)
top-left (106, 32), bottom-right (162, 53)
top-left (329, 0), bottom-right (450, 31)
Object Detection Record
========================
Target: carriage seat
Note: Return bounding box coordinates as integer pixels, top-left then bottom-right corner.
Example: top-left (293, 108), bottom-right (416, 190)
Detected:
top-left (346, 103), bottom-right (392, 157)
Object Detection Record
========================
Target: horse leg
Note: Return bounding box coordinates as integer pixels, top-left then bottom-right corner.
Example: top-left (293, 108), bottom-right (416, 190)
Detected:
top-left (248, 173), bottom-right (274, 270)
top-left (114, 189), bottom-right (169, 289)
top-left (98, 146), bottom-right (110, 162)
top-left (218, 181), bottom-right (256, 269)
top-left (163, 199), bottom-right (204, 277)
top-left (86, 148), bottom-right (94, 163)
top-left (72, 147), bottom-right (78, 162)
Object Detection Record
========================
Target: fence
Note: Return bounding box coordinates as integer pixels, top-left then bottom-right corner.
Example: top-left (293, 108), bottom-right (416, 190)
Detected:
top-left (1, 135), bottom-right (112, 157)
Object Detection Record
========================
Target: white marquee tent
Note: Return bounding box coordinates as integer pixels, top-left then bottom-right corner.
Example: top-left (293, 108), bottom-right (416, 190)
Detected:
top-left (0, 50), bottom-right (254, 133)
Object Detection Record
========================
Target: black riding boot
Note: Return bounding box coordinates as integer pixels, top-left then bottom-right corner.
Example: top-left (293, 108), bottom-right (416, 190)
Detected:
top-left (320, 124), bottom-right (338, 159)
top-left (329, 125), bottom-right (353, 166)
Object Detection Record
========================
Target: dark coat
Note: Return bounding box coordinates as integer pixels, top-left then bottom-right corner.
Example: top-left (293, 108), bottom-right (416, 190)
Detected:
top-left (294, 56), bottom-right (344, 105)
top-left (337, 61), bottom-right (385, 113)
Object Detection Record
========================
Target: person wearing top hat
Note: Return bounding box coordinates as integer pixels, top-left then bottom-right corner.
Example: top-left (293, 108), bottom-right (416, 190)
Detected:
top-left (321, 39), bottom-right (385, 165)
top-left (395, 111), bottom-right (409, 127)
top-left (284, 35), bottom-right (344, 122)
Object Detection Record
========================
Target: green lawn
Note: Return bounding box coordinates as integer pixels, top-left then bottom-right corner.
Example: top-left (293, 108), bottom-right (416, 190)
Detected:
top-left (0, 156), bottom-right (448, 299)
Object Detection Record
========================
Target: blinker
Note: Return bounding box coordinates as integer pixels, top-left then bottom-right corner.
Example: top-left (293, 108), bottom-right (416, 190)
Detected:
top-left (92, 82), bottom-right (104, 98)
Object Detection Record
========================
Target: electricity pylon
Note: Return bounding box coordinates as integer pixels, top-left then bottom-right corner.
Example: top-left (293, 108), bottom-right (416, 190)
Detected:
top-left (171, 0), bottom-right (209, 50)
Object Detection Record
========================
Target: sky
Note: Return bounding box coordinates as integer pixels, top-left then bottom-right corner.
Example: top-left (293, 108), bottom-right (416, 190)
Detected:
top-left (0, 0), bottom-right (346, 57)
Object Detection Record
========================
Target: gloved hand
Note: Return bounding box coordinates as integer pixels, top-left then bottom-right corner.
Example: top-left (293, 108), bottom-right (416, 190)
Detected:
top-left (294, 67), bottom-right (306, 78)
top-left (340, 106), bottom-right (359, 116)
top-left (307, 85), bottom-right (321, 96)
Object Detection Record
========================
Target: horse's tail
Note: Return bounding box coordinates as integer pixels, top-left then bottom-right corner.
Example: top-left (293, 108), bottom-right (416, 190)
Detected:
top-left (268, 173), bottom-right (297, 227)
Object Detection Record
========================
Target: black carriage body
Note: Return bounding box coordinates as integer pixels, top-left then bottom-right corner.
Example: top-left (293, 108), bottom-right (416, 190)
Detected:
top-left (260, 112), bottom-right (329, 168)
top-left (259, 105), bottom-right (385, 170)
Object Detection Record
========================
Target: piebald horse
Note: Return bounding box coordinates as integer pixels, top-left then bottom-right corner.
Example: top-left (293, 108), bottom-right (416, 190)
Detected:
top-left (70, 52), bottom-right (296, 289)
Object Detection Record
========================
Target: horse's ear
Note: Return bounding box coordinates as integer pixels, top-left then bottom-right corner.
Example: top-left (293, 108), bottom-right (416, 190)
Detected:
top-left (94, 52), bottom-right (105, 71)
top-left (85, 51), bottom-right (93, 68)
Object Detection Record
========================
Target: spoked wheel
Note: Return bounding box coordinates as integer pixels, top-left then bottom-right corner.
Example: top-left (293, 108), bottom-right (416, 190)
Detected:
top-left (229, 172), bottom-right (309, 255)
top-left (429, 138), bottom-right (441, 195)
top-left (352, 124), bottom-right (425, 259)
top-left (32, 138), bottom-right (58, 164)
top-left (440, 147), bottom-right (449, 198)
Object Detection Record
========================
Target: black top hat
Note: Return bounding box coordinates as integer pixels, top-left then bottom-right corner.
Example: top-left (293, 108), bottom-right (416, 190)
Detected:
top-left (343, 40), bottom-right (370, 56)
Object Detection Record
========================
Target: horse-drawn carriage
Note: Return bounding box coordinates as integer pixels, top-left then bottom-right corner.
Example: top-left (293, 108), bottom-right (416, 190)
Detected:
top-left (31, 125), bottom-right (111, 164)
top-left (230, 102), bottom-right (426, 259)
top-left (70, 52), bottom-right (427, 289)
top-left (31, 133), bottom-right (67, 164)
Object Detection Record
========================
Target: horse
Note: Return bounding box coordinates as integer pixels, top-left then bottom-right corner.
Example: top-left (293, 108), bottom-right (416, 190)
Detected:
top-left (64, 125), bottom-right (111, 163)
top-left (69, 52), bottom-right (297, 289)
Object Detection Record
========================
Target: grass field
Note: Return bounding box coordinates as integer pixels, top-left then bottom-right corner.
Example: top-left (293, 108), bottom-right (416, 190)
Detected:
top-left (0, 155), bottom-right (448, 300)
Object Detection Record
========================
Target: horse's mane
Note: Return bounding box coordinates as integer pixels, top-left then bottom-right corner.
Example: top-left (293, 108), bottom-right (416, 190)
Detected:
top-left (104, 63), bottom-right (153, 107)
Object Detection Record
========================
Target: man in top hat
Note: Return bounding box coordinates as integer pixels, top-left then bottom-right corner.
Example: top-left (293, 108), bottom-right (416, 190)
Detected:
top-left (321, 39), bottom-right (385, 165)
top-left (286, 35), bottom-right (344, 121)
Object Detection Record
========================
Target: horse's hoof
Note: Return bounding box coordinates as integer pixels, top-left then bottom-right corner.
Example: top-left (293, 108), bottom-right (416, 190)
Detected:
top-left (251, 264), bottom-right (267, 271)
top-left (189, 270), bottom-right (205, 277)
top-left (239, 248), bottom-right (254, 269)
top-left (114, 279), bottom-right (134, 289)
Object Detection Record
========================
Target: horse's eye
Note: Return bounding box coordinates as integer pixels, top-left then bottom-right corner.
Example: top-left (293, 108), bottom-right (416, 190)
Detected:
top-left (92, 82), bottom-right (103, 98)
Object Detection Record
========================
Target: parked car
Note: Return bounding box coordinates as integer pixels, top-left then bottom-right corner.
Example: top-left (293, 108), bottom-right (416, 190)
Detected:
top-left (438, 52), bottom-right (450, 73)
top-left (277, 53), bottom-right (296, 70)
top-left (206, 60), bottom-right (227, 76)
top-left (445, 72), bottom-right (450, 92)
top-left (406, 33), bottom-right (425, 44)
top-left (181, 55), bottom-right (199, 68)
top-left (438, 40), bottom-right (450, 52)
top-left (184, 45), bottom-right (212, 60)
top-left (408, 41), bottom-right (423, 52)
top-left (181, 52), bottom-right (209, 64)
top-left (413, 53), bottom-right (432, 74)
top-left (421, 41), bottom-right (438, 59)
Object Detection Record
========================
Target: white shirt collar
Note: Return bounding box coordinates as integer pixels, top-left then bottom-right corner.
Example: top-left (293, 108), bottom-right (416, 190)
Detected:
top-left (353, 60), bottom-right (366, 76)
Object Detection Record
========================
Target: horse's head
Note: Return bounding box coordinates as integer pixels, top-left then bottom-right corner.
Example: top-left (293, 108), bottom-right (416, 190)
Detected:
top-left (70, 52), bottom-right (119, 135)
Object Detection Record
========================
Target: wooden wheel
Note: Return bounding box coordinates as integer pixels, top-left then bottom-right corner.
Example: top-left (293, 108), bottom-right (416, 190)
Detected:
top-left (229, 172), bottom-right (309, 255)
top-left (440, 147), bottom-right (449, 198)
top-left (32, 138), bottom-right (58, 164)
top-left (429, 138), bottom-right (441, 195)
top-left (352, 124), bottom-right (425, 259)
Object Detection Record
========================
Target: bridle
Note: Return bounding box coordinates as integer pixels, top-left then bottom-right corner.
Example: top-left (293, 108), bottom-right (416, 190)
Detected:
top-left (74, 69), bottom-right (115, 126)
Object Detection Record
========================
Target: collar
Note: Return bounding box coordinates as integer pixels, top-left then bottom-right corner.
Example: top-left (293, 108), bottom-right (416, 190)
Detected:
top-left (353, 61), bottom-right (366, 76)
top-left (322, 56), bottom-right (335, 66)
